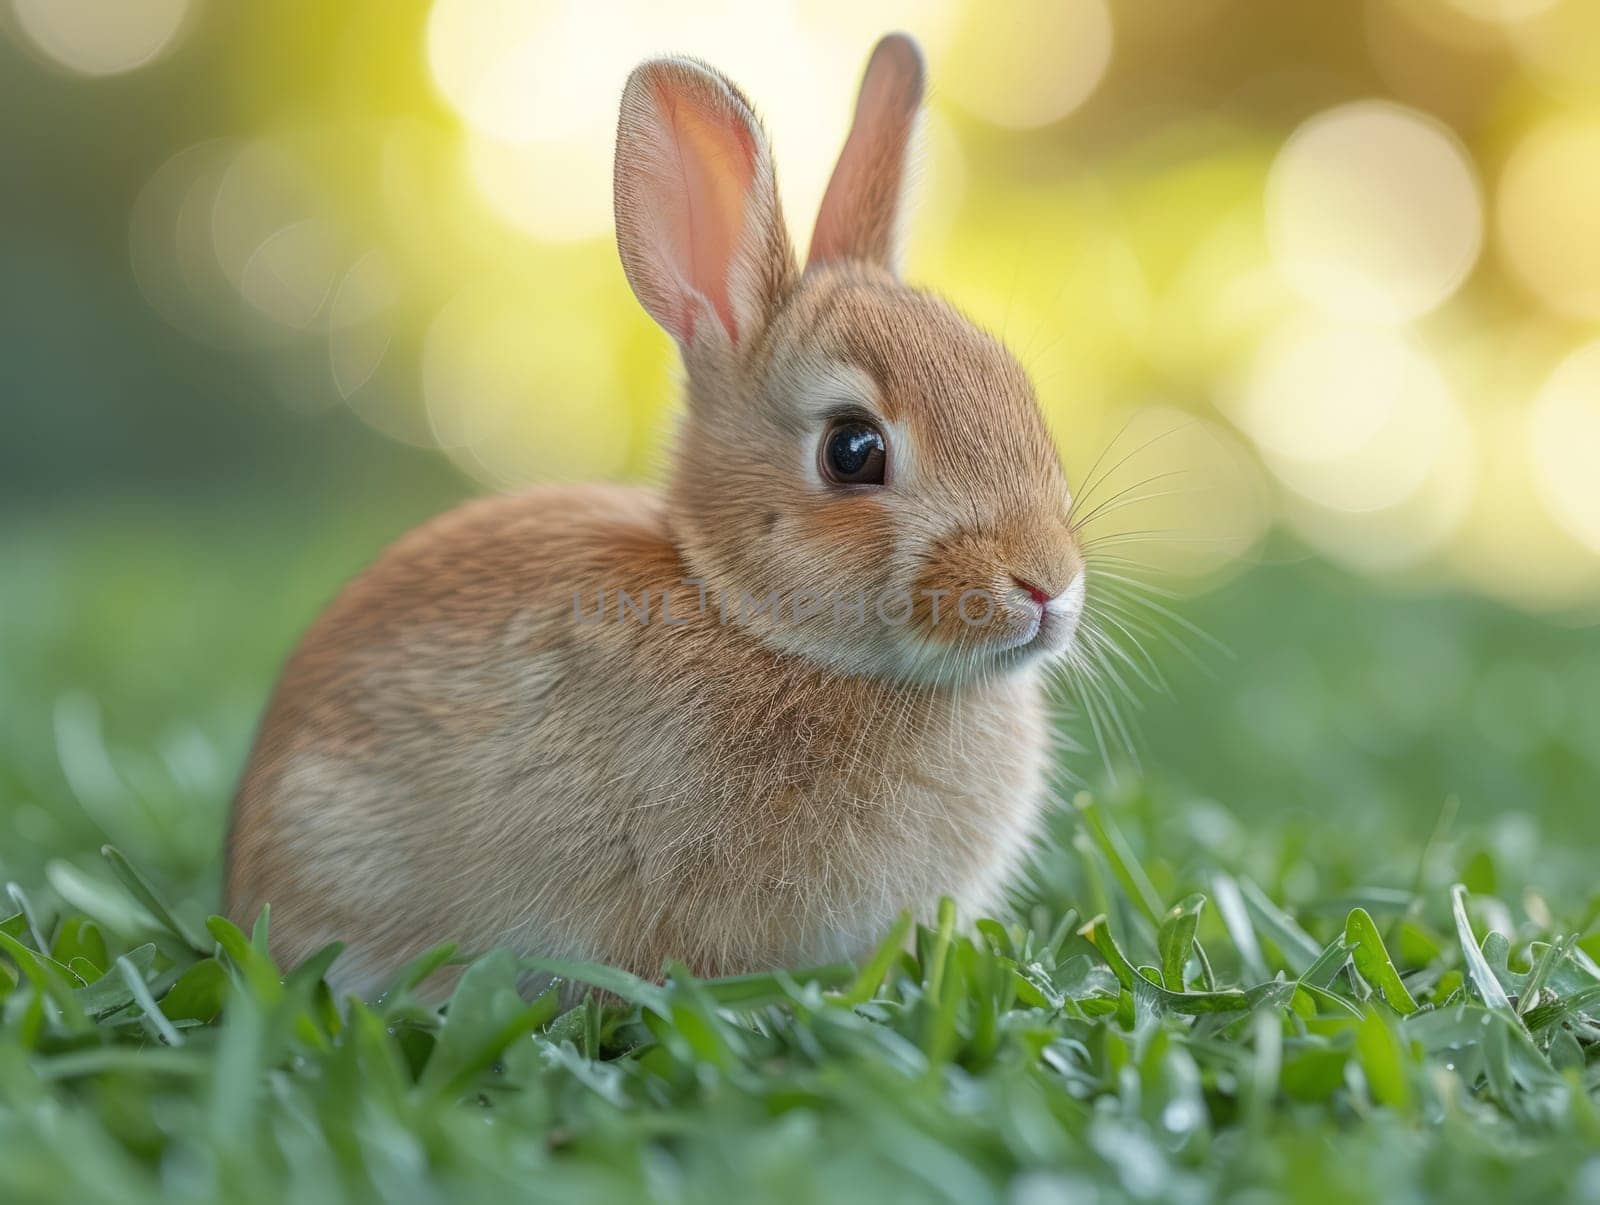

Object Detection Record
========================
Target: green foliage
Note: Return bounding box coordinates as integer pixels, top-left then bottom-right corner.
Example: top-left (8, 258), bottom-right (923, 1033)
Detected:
top-left (0, 821), bottom-right (1597, 1205)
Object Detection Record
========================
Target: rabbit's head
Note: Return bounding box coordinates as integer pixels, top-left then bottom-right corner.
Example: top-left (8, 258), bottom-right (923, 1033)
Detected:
top-left (615, 34), bottom-right (1084, 686)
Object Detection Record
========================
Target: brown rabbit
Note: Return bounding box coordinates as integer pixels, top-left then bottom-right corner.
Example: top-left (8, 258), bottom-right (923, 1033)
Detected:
top-left (225, 33), bottom-right (1086, 997)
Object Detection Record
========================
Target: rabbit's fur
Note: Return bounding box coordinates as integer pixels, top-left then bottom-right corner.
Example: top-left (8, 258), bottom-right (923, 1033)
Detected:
top-left (226, 35), bottom-right (1086, 996)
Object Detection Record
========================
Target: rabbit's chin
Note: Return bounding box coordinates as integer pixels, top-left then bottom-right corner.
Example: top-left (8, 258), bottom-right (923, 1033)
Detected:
top-left (751, 625), bottom-right (1055, 690)
top-left (863, 622), bottom-right (1080, 689)
top-left (893, 578), bottom-right (1087, 686)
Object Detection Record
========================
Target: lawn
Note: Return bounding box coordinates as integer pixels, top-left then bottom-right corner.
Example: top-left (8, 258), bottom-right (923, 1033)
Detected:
top-left (3, 496), bottom-right (1599, 1204)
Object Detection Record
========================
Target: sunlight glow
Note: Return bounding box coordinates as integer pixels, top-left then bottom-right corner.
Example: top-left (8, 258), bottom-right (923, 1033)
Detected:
top-left (1451, 407), bottom-right (1600, 610)
top-left (1229, 324), bottom-right (1465, 515)
top-left (1508, 0), bottom-right (1600, 101)
top-left (1280, 431), bottom-right (1475, 575)
top-left (1497, 118), bottom-right (1600, 321)
top-left (1446, 0), bottom-right (1558, 20)
top-left (1266, 102), bottom-right (1482, 324)
top-left (428, 0), bottom-right (957, 243)
top-left (466, 134), bottom-right (616, 245)
top-left (422, 284), bottom-right (634, 486)
top-left (1069, 406), bottom-right (1269, 583)
top-left (1529, 342), bottom-right (1600, 555)
top-left (92, 0), bottom-right (1600, 611)
top-left (938, 0), bottom-right (1112, 129)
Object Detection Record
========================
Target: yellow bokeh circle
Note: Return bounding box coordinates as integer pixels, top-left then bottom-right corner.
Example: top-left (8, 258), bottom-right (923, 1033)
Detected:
top-left (1267, 101), bottom-right (1482, 323)
top-left (1528, 342), bottom-right (1600, 555)
top-left (934, 0), bottom-right (1113, 129)
top-left (12, 0), bottom-right (194, 76)
top-left (1497, 118), bottom-right (1600, 321)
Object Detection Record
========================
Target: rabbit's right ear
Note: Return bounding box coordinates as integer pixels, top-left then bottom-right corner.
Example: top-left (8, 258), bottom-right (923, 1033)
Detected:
top-left (808, 34), bottom-right (925, 274)
top-left (614, 58), bottom-right (796, 350)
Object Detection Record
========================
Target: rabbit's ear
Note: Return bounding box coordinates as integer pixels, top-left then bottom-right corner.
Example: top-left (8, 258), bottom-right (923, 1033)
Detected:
top-left (615, 57), bottom-right (796, 347)
top-left (808, 34), bottom-right (925, 274)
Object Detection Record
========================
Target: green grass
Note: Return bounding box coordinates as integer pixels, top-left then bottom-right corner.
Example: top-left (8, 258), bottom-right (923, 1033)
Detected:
top-left (3, 502), bottom-right (1600, 1203)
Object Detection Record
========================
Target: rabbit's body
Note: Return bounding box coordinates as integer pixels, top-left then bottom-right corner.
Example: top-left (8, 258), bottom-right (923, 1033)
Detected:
top-left (228, 37), bottom-right (1089, 995)
top-left (228, 483), bottom-right (1048, 993)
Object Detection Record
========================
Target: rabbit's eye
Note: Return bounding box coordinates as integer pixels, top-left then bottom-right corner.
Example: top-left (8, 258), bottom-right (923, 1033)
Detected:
top-left (820, 419), bottom-right (887, 486)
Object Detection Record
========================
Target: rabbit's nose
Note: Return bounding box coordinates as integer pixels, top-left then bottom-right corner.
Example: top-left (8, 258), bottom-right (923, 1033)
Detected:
top-left (1011, 575), bottom-right (1050, 609)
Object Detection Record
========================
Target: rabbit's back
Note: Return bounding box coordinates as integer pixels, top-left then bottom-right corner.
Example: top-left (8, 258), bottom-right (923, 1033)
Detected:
top-left (226, 484), bottom-right (685, 988)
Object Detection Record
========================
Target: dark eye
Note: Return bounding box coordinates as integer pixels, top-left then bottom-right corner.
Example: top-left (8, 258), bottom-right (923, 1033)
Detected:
top-left (820, 419), bottom-right (888, 486)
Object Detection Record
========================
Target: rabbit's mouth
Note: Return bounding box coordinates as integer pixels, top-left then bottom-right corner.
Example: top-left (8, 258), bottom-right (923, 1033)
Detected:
top-left (996, 571), bottom-right (1085, 657)
top-left (1041, 571), bottom-right (1087, 648)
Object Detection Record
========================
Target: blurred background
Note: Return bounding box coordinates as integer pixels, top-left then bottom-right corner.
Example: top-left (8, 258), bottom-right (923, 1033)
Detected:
top-left (3, 0), bottom-right (1599, 911)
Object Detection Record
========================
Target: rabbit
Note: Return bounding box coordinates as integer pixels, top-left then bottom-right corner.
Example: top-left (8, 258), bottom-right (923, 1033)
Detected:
top-left (224, 32), bottom-right (1087, 999)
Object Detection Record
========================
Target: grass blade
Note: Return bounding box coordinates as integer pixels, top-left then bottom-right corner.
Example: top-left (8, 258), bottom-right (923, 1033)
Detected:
top-left (1345, 908), bottom-right (1418, 1015)
top-left (838, 913), bottom-right (914, 1006)
top-left (1451, 884), bottom-right (1514, 1015)
top-left (1239, 877), bottom-right (1323, 973)
top-left (1516, 935), bottom-right (1570, 1017)
top-left (1075, 795), bottom-right (1164, 924)
top-left (1080, 914), bottom-right (1252, 1016)
top-left (116, 952), bottom-right (184, 1046)
top-left (520, 957), bottom-right (668, 1013)
top-left (1158, 893), bottom-right (1205, 991)
top-left (102, 845), bottom-right (206, 952)
top-left (1212, 874), bottom-right (1267, 982)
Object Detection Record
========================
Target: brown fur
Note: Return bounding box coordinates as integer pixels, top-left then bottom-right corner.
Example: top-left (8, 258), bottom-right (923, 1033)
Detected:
top-left (226, 36), bottom-right (1084, 996)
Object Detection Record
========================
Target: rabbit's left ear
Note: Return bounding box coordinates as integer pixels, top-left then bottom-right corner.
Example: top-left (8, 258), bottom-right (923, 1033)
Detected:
top-left (807, 33), bottom-right (925, 274)
top-left (615, 56), bottom-right (796, 348)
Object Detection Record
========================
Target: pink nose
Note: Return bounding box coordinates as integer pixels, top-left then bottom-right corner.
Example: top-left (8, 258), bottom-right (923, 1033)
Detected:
top-left (1012, 575), bottom-right (1050, 608)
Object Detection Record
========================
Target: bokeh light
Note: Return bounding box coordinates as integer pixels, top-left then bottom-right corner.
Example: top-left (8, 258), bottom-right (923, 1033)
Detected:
top-left (937, 0), bottom-right (1112, 129)
top-left (10, 0), bottom-right (193, 76)
top-left (1447, 0), bottom-right (1559, 22)
top-left (327, 251), bottom-right (421, 442)
top-left (1276, 407), bottom-right (1477, 576)
top-left (1529, 342), bottom-right (1600, 555)
top-left (466, 134), bottom-right (616, 245)
top-left (1452, 407), bottom-right (1600, 611)
top-left (211, 141), bottom-right (343, 322)
top-left (428, 0), bottom-right (958, 243)
top-left (1266, 102), bottom-right (1482, 324)
top-left (422, 281), bottom-right (639, 485)
top-left (1067, 406), bottom-right (1270, 585)
top-left (1228, 323), bottom-right (1470, 518)
top-left (427, 0), bottom-right (608, 147)
top-left (128, 139), bottom-right (283, 350)
top-left (1508, 0), bottom-right (1600, 101)
top-left (12, 0), bottom-right (1600, 611)
top-left (1497, 118), bottom-right (1600, 321)
top-left (236, 219), bottom-right (345, 332)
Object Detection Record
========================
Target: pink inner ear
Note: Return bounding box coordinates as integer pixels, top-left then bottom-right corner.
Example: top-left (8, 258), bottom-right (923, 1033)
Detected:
top-left (657, 85), bottom-right (757, 342)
